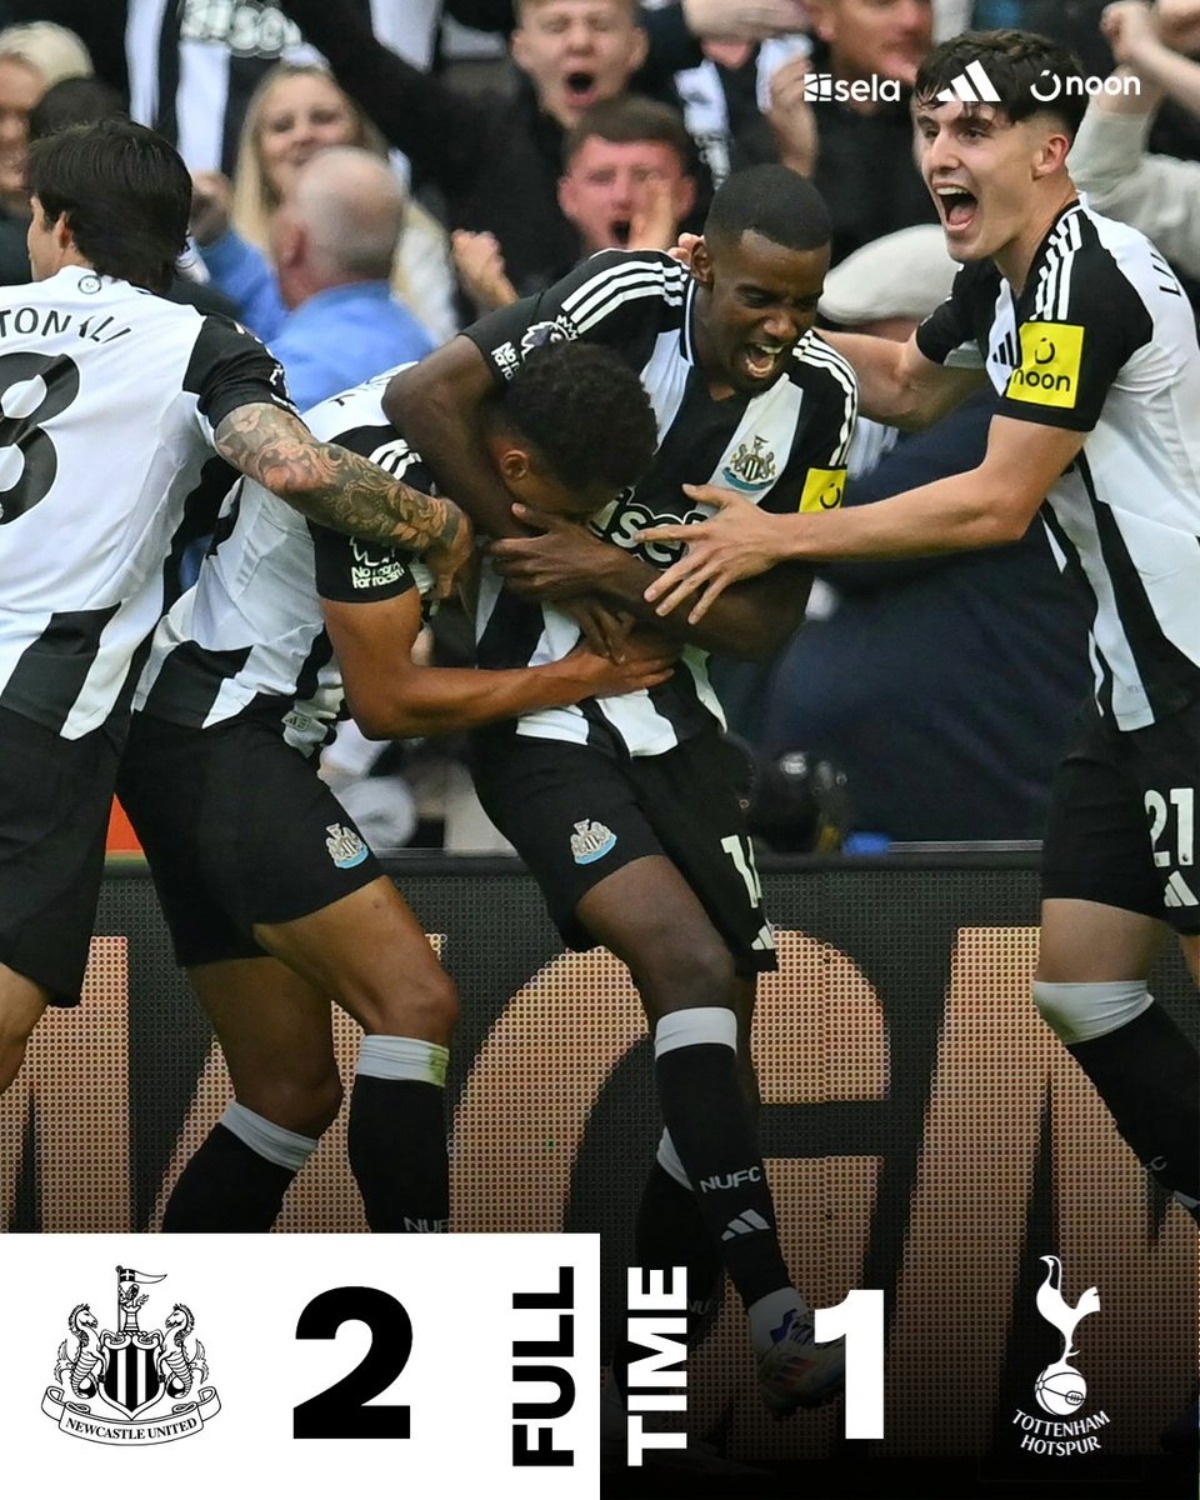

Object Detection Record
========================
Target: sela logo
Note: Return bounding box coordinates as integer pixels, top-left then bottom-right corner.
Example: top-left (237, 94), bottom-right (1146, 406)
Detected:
top-left (599, 500), bottom-right (706, 567)
top-left (1010, 1255), bottom-right (1110, 1456)
top-left (803, 73), bottom-right (902, 104)
top-left (1005, 322), bottom-right (1083, 410)
top-left (43, 1266), bottom-right (220, 1445)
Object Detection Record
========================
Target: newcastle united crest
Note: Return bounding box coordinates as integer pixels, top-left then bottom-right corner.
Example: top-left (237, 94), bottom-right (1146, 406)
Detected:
top-left (721, 435), bottom-right (777, 492)
top-left (43, 1266), bottom-right (221, 1444)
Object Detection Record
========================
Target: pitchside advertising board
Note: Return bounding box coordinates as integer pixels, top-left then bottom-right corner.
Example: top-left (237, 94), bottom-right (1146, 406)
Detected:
top-left (2, 855), bottom-right (1197, 1497)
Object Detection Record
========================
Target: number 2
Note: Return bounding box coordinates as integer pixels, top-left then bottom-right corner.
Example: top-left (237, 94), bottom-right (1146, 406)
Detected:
top-left (1145, 787), bottom-right (1195, 868)
top-left (293, 1286), bottom-right (413, 1439)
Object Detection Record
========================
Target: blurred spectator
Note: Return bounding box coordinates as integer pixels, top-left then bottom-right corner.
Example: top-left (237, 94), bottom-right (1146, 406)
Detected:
top-left (26, 72), bottom-right (240, 319)
top-left (276, 0), bottom-right (809, 306)
top-left (268, 146), bottom-right (433, 409)
top-left (452, 92), bottom-right (698, 310)
top-left (718, 226), bottom-right (1090, 843)
top-left (276, 0), bottom-right (656, 305)
top-left (779, 0), bottom-right (939, 263)
top-left (1069, 0), bottom-right (1200, 288)
top-left (933, 0), bottom-right (972, 35)
top-left (0, 19), bottom-right (90, 281)
top-left (26, 70), bottom-right (120, 138)
top-left (191, 62), bottom-right (457, 344)
top-left (672, 32), bottom-right (811, 185)
top-left (122, 0), bottom-right (474, 173)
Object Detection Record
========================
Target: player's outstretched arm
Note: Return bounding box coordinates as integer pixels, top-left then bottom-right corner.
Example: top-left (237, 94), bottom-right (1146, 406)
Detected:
top-left (214, 401), bottom-right (472, 598)
top-left (322, 590), bottom-right (677, 740)
top-left (489, 503), bottom-right (811, 661)
top-left (384, 339), bottom-right (526, 540)
top-left (815, 329), bottom-right (984, 430)
top-left (641, 417), bottom-right (1085, 622)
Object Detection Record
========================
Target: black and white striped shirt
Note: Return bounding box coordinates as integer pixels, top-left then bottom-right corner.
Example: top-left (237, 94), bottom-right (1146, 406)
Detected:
top-left (127, 0), bottom-right (438, 175)
top-left (917, 198), bottom-right (1200, 731)
top-left (135, 369), bottom-right (426, 752)
top-left (0, 267), bottom-right (292, 741)
top-left (466, 249), bottom-right (858, 757)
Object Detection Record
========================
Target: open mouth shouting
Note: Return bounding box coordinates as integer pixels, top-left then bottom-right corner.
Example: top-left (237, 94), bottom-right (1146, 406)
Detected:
top-left (742, 340), bottom-right (787, 382)
top-left (564, 70), bottom-right (599, 109)
top-left (934, 183), bottom-right (979, 238)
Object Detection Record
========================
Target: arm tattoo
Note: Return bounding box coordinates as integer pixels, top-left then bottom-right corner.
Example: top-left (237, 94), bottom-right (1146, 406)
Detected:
top-left (214, 402), bottom-right (460, 552)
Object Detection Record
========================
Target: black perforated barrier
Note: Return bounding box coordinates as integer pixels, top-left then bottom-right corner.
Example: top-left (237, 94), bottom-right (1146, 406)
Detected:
top-left (3, 853), bottom-right (1195, 1496)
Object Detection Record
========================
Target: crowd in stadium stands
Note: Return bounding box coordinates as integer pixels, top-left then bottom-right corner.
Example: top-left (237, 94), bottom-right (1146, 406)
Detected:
top-left (0, 0), bottom-right (1197, 851)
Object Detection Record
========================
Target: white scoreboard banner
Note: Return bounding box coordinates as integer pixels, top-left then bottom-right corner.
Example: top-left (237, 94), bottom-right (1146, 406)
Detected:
top-left (5, 1234), bottom-right (599, 1499)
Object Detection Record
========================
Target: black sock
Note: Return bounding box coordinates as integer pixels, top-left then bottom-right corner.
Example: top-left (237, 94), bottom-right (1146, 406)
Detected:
top-left (347, 1075), bottom-right (449, 1232)
top-left (162, 1123), bottom-right (296, 1232)
top-left (653, 1009), bottom-right (792, 1311)
top-left (1068, 1005), bottom-right (1200, 1197)
top-left (635, 1160), bottom-right (725, 1343)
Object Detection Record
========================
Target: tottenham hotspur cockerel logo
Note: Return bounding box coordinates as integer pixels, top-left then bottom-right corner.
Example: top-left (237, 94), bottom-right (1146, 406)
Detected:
top-left (43, 1267), bottom-right (220, 1444)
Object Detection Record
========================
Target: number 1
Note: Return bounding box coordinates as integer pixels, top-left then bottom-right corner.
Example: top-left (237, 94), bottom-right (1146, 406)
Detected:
top-left (815, 1290), bottom-right (884, 1439)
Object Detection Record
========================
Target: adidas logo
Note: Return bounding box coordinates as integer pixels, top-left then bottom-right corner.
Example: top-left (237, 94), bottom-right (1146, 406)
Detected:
top-left (721, 1209), bottom-right (770, 1241)
top-left (936, 60), bottom-right (1001, 104)
top-left (1164, 871), bottom-right (1199, 908)
top-left (997, 328), bottom-right (1020, 369)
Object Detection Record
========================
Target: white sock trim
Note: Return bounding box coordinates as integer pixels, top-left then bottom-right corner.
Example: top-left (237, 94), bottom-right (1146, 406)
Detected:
top-left (220, 1101), bottom-right (318, 1173)
top-left (1031, 980), bottom-right (1153, 1045)
top-left (357, 1035), bottom-right (449, 1087)
top-left (654, 1007), bottom-right (737, 1059)
top-left (656, 1127), bottom-right (691, 1190)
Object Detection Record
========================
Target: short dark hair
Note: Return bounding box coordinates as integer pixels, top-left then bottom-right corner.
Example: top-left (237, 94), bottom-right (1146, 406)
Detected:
top-left (563, 95), bottom-right (693, 174)
top-left (27, 118), bottom-right (191, 293)
top-left (704, 165), bottom-right (831, 254)
top-left (29, 76), bottom-right (126, 141)
top-left (496, 341), bottom-right (657, 492)
top-left (914, 29), bottom-right (1088, 139)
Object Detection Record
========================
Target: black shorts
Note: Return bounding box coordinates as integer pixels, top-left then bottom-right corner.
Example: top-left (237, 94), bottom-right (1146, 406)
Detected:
top-left (117, 712), bottom-right (385, 968)
top-left (470, 729), bottom-right (777, 977)
top-left (1041, 699), bottom-right (1200, 935)
top-left (0, 706), bottom-right (118, 1005)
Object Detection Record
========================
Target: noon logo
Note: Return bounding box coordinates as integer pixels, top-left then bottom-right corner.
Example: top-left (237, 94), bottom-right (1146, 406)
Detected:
top-left (799, 466), bottom-right (846, 513)
top-left (43, 1267), bottom-right (220, 1445)
top-left (1005, 322), bottom-right (1084, 409)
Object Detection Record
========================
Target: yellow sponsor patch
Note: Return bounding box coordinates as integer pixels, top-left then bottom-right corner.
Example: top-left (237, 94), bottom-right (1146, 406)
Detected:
top-left (799, 467), bottom-right (846, 513)
top-left (1005, 322), bottom-right (1084, 409)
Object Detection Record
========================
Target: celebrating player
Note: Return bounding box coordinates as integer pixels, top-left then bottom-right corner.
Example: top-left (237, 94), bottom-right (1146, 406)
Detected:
top-left (118, 341), bottom-right (671, 1233)
top-left (0, 119), bottom-right (468, 1102)
top-left (642, 32), bottom-right (1200, 1219)
top-left (386, 164), bottom-right (857, 1416)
